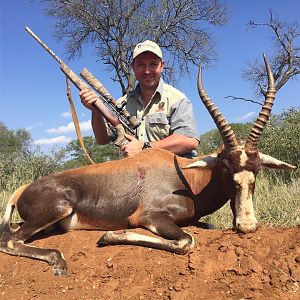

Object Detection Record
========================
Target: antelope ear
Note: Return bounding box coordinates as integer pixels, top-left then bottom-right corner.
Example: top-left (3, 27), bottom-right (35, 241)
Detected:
top-left (259, 153), bottom-right (296, 170)
top-left (182, 154), bottom-right (218, 169)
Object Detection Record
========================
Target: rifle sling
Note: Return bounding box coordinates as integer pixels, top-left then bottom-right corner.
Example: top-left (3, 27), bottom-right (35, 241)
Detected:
top-left (65, 77), bottom-right (95, 164)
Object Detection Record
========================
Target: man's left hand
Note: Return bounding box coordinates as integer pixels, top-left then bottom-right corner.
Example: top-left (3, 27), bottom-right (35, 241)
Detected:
top-left (121, 134), bottom-right (144, 157)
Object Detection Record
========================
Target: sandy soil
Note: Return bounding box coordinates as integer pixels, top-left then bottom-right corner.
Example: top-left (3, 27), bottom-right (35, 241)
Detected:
top-left (0, 226), bottom-right (299, 300)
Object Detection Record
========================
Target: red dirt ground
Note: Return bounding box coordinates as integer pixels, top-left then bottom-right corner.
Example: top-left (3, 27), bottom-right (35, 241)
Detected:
top-left (0, 226), bottom-right (299, 300)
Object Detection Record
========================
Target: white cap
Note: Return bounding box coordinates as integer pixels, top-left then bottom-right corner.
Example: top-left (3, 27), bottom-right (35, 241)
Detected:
top-left (133, 40), bottom-right (162, 60)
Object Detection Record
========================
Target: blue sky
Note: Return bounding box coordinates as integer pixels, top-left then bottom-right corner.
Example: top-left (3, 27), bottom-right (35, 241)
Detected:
top-left (0, 0), bottom-right (299, 152)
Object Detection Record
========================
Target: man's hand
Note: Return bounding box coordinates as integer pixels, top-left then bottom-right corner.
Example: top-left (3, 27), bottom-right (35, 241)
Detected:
top-left (80, 89), bottom-right (98, 110)
top-left (121, 134), bottom-right (144, 157)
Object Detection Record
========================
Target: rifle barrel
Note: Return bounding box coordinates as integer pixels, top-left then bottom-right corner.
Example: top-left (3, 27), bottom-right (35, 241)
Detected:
top-left (25, 27), bottom-right (62, 64)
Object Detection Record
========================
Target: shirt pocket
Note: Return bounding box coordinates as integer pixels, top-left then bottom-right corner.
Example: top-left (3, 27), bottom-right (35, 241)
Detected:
top-left (148, 113), bottom-right (169, 125)
top-left (147, 113), bottom-right (170, 139)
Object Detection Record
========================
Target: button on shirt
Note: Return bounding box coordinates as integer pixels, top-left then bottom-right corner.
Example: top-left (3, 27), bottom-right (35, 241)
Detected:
top-left (117, 79), bottom-right (200, 157)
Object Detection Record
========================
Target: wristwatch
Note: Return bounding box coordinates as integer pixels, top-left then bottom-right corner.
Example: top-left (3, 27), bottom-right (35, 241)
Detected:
top-left (142, 142), bottom-right (152, 149)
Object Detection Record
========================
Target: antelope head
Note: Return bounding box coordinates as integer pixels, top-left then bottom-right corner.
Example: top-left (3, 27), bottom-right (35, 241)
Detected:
top-left (187, 55), bottom-right (295, 233)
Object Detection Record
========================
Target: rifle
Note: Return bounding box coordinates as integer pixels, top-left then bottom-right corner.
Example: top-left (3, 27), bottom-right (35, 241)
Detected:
top-left (80, 68), bottom-right (135, 126)
top-left (25, 26), bottom-right (140, 149)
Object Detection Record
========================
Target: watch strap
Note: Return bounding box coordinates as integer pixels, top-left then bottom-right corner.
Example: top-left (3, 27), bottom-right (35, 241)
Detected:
top-left (142, 142), bottom-right (152, 149)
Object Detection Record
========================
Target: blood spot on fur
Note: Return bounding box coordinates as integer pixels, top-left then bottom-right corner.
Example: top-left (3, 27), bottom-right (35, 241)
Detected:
top-left (138, 167), bottom-right (145, 179)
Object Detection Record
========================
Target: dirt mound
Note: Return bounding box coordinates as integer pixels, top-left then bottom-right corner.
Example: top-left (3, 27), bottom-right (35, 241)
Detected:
top-left (0, 226), bottom-right (299, 300)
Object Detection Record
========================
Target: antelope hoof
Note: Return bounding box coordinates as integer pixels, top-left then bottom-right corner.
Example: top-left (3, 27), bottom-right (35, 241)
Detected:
top-left (52, 267), bottom-right (67, 277)
top-left (236, 222), bottom-right (259, 234)
top-left (97, 231), bottom-right (114, 247)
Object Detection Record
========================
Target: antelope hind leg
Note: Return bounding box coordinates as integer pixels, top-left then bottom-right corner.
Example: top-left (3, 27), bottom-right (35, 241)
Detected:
top-left (0, 206), bottom-right (73, 276)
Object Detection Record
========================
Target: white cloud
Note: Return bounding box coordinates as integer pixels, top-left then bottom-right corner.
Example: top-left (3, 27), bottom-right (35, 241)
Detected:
top-left (60, 111), bottom-right (72, 118)
top-left (79, 120), bottom-right (93, 131)
top-left (26, 122), bottom-right (43, 131)
top-left (33, 135), bottom-right (72, 145)
top-left (46, 120), bottom-right (92, 134)
top-left (47, 122), bottom-right (75, 134)
top-left (234, 112), bottom-right (256, 122)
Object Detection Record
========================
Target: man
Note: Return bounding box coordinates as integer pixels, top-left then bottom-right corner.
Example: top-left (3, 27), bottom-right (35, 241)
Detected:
top-left (80, 40), bottom-right (200, 158)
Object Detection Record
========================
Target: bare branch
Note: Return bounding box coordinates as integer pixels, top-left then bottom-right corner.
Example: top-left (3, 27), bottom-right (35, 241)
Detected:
top-left (225, 96), bottom-right (263, 106)
top-left (244, 10), bottom-right (300, 98)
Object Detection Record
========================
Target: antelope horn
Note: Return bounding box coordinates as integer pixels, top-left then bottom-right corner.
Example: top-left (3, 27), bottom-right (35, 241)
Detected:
top-left (198, 66), bottom-right (238, 151)
top-left (245, 54), bottom-right (276, 150)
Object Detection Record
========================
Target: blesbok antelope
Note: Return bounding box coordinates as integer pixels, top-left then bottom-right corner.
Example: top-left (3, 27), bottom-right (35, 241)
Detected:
top-left (0, 56), bottom-right (295, 276)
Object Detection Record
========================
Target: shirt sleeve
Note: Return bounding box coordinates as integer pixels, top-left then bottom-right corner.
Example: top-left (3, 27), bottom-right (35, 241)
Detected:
top-left (169, 97), bottom-right (200, 140)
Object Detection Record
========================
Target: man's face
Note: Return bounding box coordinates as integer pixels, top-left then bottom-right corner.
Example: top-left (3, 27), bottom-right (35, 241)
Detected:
top-left (131, 52), bottom-right (164, 90)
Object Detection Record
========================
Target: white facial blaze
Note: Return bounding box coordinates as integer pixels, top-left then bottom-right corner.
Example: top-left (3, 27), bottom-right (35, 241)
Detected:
top-left (239, 150), bottom-right (248, 167)
top-left (233, 170), bottom-right (258, 233)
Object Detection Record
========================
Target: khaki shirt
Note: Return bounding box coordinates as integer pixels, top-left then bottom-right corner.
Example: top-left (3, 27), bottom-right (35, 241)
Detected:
top-left (118, 79), bottom-right (199, 157)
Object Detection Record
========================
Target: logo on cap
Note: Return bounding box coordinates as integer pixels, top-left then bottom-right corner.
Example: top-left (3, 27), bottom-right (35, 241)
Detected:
top-left (133, 40), bottom-right (162, 60)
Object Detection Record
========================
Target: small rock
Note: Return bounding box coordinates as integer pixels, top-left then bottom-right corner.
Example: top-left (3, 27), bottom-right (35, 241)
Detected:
top-left (70, 251), bottom-right (86, 261)
top-left (235, 247), bottom-right (244, 256)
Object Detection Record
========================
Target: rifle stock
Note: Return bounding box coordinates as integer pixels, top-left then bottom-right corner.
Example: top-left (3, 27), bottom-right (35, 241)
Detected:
top-left (80, 68), bottom-right (140, 129)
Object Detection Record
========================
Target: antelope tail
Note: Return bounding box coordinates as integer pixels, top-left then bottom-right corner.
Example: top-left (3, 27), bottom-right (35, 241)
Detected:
top-left (0, 184), bottom-right (29, 239)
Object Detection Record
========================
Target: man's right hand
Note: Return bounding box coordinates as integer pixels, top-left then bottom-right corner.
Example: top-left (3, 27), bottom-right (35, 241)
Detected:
top-left (80, 88), bottom-right (98, 110)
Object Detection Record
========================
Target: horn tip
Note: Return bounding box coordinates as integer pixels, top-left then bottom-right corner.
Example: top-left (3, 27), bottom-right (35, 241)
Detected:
top-left (263, 53), bottom-right (268, 64)
top-left (198, 65), bottom-right (203, 87)
top-left (198, 64), bottom-right (202, 75)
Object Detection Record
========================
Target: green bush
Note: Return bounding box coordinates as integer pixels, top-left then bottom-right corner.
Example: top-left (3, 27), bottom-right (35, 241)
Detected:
top-left (198, 123), bottom-right (252, 155)
top-left (0, 123), bottom-right (66, 192)
top-left (0, 147), bottom-right (66, 220)
top-left (0, 149), bottom-right (66, 193)
top-left (63, 136), bottom-right (121, 169)
top-left (260, 108), bottom-right (300, 180)
top-left (0, 122), bottom-right (31, 157)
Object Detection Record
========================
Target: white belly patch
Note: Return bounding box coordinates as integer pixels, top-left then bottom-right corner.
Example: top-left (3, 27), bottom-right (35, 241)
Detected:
top-left (59, 213), bottom-right (96, 231)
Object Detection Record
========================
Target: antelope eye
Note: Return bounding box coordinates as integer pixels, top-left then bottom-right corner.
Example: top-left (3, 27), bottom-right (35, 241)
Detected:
top-left (222, 167), bottom-right (228, 174)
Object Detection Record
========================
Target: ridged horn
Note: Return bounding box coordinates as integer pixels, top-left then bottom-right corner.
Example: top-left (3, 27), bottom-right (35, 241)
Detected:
top-left (198, 66), bottom-right (238, 151)
top-left (245, 55), bottom-right (276, 150)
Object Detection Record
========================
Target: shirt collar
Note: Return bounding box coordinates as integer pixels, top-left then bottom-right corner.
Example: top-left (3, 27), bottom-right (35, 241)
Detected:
top-left (134, 78), bottom-right (164, 101)
top-left (156, 78), bottom-right (164, 95)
